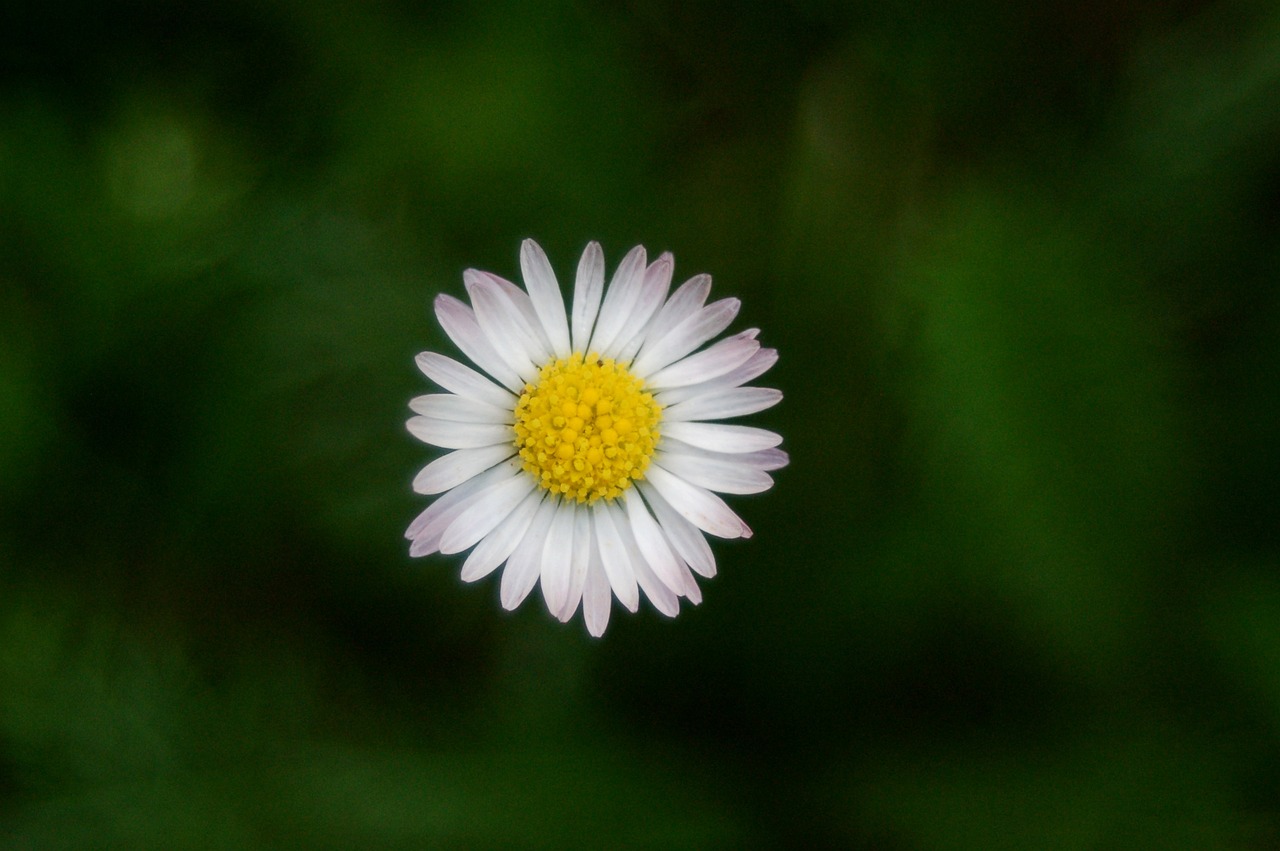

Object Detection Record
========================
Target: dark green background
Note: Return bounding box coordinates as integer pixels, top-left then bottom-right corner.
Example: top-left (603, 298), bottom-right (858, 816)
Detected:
top-left (2, 0), bottom-right (1278, 847)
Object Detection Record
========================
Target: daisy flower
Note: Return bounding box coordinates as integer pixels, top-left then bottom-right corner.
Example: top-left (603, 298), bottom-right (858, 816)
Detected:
top-left (406, 239), bottom-right (786, 636)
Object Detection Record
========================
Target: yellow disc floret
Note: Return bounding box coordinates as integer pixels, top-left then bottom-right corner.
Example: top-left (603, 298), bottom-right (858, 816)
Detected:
top-left (513, 352), bottom-right (661, 503)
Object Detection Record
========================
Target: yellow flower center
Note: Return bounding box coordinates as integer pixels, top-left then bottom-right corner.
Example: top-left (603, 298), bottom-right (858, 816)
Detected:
top-left (513, 352), bottom-right (661, 504)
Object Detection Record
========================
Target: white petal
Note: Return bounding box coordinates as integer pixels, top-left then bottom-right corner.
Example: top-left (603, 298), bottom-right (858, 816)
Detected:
top-left (415, 352), bottom-right (516, 409)
top-left (612, 253), bottom-right (673, 362)
top-left (746, 447), bottom-right (790, 471)
top-left (634, 560), bottom-right (679, 616)
top-left (644, 331), bottom-right (760, 390)
top-left (466, 279), bottom-right (540, 381)
top-left (592, 500), bottom-right (639, 612)
top-left (631, 297), bottom-right (740, 378)
top-left (467, 269), bottom-right (553, 361)
top-left (406, 460), bottom-right (521, 555)
top-left (409, 393), bottom-right (512, 424)
top-left (655, 347), bottom-right (779, 406)
top-left (406, 459), bottom-right (511, 539)
top-left (659, 439), bottom-right (790, 472)
top-left (440, 473), bottom-right (536, 554)
top-left (412, 444), bottom-right (515, 495)
top-left (644, 274), bottom-right (711, 347)
top-left (676, 559), bottom-right (702, 604)
top-left (587, 245), bottom-right (646, 356)
top-left (624, 488), bottom-right (685, 595)
top-left (663, 386), bottom-right (781, 422)
top-left (434, 295), bottom-right (524, 391)
top-left (654, 452), bottom-right (774, 495)
top-left (460, 488), bottom-right (543, 582)
top-left (406, 417), bottom-right (512, 450)
top-left (571, 242), bottom-right (605, 354)
top-left (519, 239), bottom-right (571, 358)
top-left (557, 508), bottom-right (592, 623)
top-left (661, 421), bottom-right (783, 453)
top-left (500, 497), bottom-right (557, 610)
top-left (582, 545), bottom-right (612, 637)
top-left (613, 507), bottom-right (680, 617)
top-left (644, 464), bottom-right (751, 540)
top-left (466, 271), bottom-right (552, 365)
top-left (638, 481), bottom-right (716, 578)
top-left (539, 502), bottom-right (575, 617)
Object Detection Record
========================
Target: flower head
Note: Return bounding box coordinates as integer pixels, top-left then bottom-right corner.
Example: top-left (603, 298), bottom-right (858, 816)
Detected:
top-left (406, 239), bottom-right (786, 635)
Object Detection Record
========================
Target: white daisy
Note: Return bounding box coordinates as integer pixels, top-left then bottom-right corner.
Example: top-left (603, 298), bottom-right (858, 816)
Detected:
top-left (406, 239), bottom-right (786, 636)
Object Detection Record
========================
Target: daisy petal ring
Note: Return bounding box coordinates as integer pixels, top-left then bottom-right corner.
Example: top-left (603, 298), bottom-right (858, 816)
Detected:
top-left (406, 239), bottom-right (786, 636)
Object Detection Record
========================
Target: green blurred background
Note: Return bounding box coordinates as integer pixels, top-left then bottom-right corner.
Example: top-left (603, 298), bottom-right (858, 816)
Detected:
top-left (2, 0), bottom-right (1278, 847)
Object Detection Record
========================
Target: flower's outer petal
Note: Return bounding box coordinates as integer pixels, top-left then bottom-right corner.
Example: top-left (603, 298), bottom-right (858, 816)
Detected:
top-left (501, 497), bottom-right (557, 610)
top-left (592, 501), bottom-right (640, 612)
top-left (582, 544), bottom-right (612, 637)
top-left (624, 488), bottom-right (685, 595)
top-left (676, 559), bottom-right (702, 605)
top-left (645, 331), bottom-right (761, 391)
top-left (539, 502), bottom-right (576, 617)
top-left (661, 421), bottom-right (783, 454)
top-left (644, 464), bottom-right (752, 540)
top-left (639, 481), bottom-right (716, 578)
top-left (663, 386), bottom-right (782, 422)
top-left (467, 279), bottom-right (540, 381)
top-left (654, 347), bottom-right (779, 406)
top-left (467, 272), bottom-right (552, 365)
top-left (643, 274), bottom-right (711, 348)
top-left (658, 439), bottom-right (789, 472)
top-left (744, 446), bottom-right (790, 470)
top-left (409, 393), bottom-right (513, 424)
top-left (406, 460), bottom-right (520, 555)
top-left (654, 451), bottom-right (774, 495)
top-left (588, 245), bottom-right (646, 356)
top-left (613, 253), bottom-right (674, 362)
top-left (406, 417), bottom-right (513, 450)
top-left (467, 269), bottom-right (553, 360)
top-left (614, 511), bottom-right (680, 617)
top-left (571, 242), bottom-right (605, 354)
top-left (434, 294), bottom-right (524, 391)
top-left (558, 507), bottom-right (592, 623)
top-left (406, 460), bottom-right (508, 540)
top-left (520, 239), bottom-right (572, 359)
top-left (415, 352), bottom-right (516, 409)
top-left (413, 444), bottom-right (515, 495)
top-left (631, 297), bottom-right (740, 378)
top-left (440, 472), bottom-right (536, 554)
top-left (460, 488), bottom-right (543, 582)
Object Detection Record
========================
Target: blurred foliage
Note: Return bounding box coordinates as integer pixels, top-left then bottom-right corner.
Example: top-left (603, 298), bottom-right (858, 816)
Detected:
top-left (2, 0), bottom-right (1278, 847)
